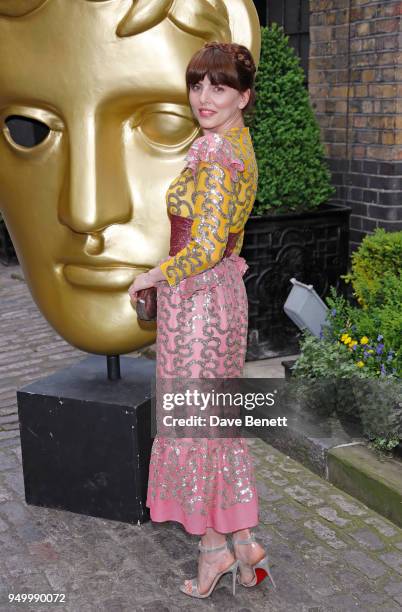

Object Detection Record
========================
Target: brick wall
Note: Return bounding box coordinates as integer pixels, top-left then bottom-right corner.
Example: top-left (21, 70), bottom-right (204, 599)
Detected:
top-left (309, 0), bottom-right (402, 254)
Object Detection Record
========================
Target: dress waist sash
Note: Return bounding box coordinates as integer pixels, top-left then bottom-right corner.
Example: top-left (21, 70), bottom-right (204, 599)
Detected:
top-left (168, 211), bottom-right (241, 258)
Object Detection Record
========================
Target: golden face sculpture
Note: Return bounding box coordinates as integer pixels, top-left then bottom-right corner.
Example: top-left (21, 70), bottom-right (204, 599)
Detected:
top-left (0, 0), bottom-right (260, 355)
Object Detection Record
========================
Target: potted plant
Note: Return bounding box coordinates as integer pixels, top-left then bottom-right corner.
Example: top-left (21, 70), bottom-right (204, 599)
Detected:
top-left (243, 23), bottom-right (351, 360)
top-left (286, 228), bottom-right (402, 455)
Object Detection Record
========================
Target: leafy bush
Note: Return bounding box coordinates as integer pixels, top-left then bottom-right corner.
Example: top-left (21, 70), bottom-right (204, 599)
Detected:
top-left (291, 229), bottom-right (402, 450)
top-left (342, 228), bottom-right (402, 307)
top-left (248, 23), bottom-right (336, 215)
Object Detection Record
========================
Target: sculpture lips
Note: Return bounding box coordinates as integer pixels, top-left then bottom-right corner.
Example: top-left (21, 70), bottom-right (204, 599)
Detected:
top-left (63, 265), bottom-right (149, 290)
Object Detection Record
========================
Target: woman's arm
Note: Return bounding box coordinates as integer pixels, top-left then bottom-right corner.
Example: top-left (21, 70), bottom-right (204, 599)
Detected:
top-left (159, 159), bottom-right (236, 287)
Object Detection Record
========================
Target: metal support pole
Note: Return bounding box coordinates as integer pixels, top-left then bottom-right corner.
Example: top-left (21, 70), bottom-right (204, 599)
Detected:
top-left (107, 355), bottom-right (121, 380)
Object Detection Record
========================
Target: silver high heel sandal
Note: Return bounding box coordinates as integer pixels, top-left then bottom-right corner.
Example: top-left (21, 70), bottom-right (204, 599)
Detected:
top-left (179, 540), bottom-right (239, 598)
top-left (233, 532), bottom-right (276, 589)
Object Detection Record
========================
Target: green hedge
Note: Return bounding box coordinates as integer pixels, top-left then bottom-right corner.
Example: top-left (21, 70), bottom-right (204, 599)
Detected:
top-left (342, 227), bottom-right (402, 308)
top-left (248, 23), bottom-right (336, 215)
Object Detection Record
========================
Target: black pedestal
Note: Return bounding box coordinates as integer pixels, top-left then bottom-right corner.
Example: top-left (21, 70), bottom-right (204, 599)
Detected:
top-left (17, 355), bottom-right (155, 524)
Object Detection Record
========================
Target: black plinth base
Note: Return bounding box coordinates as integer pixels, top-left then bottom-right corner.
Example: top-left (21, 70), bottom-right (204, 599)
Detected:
top-left (17, 355), bottom-right (155, 524)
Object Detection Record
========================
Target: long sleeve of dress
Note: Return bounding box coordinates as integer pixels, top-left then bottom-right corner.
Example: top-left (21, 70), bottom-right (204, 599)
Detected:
top-left (231, 228), bottom-right (244, 256)
top-left (159, 133), bottom-right (245, 287)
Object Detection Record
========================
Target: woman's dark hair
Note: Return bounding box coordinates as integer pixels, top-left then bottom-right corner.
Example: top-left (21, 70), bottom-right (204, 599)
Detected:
top-left (186, 42), bottom-right (257, 114)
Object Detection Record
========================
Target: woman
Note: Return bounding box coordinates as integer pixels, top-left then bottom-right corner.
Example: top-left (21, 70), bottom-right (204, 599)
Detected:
top-left (128, 42), bottom-right (275, 598)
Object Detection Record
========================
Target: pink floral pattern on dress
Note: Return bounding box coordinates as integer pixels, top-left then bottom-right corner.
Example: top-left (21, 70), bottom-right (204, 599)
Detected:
top-left (184, 132), bottom-right (245, 182)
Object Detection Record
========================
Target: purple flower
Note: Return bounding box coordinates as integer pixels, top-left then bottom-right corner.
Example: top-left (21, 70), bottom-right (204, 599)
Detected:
top-left (331, 308), bottom-right (337, 316)
top-left (376, 343), bottom-right (384, 355)
top-left (377, 334), bottom-right (383, 342)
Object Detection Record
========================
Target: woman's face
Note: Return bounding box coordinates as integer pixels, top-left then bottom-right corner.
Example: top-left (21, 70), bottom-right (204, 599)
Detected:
top-left (189, 74), bottom-right (250, 134)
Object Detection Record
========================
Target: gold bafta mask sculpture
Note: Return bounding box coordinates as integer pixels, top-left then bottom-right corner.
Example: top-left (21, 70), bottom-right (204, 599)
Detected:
top-left (0, 0), bottom-right (260, 355)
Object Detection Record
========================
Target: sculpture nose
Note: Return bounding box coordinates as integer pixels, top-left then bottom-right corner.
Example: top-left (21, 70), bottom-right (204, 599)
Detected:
top-left (58, 113), bottom-right (132, 234)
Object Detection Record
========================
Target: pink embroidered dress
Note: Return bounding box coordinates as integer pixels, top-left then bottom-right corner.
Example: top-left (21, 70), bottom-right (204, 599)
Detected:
top-left (146, 126), bottom-right (259, 535)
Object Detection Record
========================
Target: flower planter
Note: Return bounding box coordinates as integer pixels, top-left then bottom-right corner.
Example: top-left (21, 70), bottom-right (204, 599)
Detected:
top-left (243, 201), bottom-right (351, 360)
top-left (0, 218), bottom-right (18, 265)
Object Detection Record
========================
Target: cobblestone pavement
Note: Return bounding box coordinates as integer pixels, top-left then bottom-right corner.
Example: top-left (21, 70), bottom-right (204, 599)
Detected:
top-left (1, 263), bottom-right (402, 612)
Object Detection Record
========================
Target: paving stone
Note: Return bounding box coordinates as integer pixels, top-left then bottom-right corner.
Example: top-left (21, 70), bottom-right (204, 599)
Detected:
top-left (256, 481), bottom-right (283, 502)
top-left (329, 495), bottom-right (367, 516)
top-left (394, 593), bottom-right (402, 606)
top-left (259, 507), bottom-right (280, 524)
top-left (0, 430), bottom-right (19, 441)
top-left (0, 516), bottom-right (8, 532)
top-left (349, 528), bottom-right (386, 550)
top-left (384, 580), bottom-right (402, 596)
top-left (303, 519), bottom-right (347, 549)
top-left (0, 501), bottom-right (31, 526)
top-left (276, 503), bottom-right (309, 521)
top-left (0, 531), bottom-right (26, 556)
top-left (284, 485), bottom-right (324, 507)
top-left (0, 452), bottom-right (17, 472)
top-left (359, 591), bottom-right (389, 606)
top-left (323, 593), bottom-right (361, 609)
top-left (379, 552), bottom-right (402, 575)
top-left (259, 469), bottom-right (289, 486)
top-left (277, 462), bottom-right (303, 475)
top-left (315, 506), bottom-right (350, 527)
top-left (378, 603), bottom-right (402, 612)
top-left (343, 550), bottom-right (387, 578)
top-left (16, 523), bottom-right (46, 544)
top-left (300, 545), bottom-right (338, 566)
top-left (1, 422), bottom-right (19, 431)
top-left (0, 414), bottom-right (18, 426)
top-left (364, 516), bottom-right (398, 537)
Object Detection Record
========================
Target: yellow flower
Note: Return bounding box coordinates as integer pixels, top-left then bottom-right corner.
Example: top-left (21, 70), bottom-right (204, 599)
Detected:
top-left (349, 340), bottom-right (357, 349)
top-left (344, 336), bottom-right (352, 345)
top-left (360, 336), bottom-right (369, 345)
top-left (356, 361), bottom-right (365, 368)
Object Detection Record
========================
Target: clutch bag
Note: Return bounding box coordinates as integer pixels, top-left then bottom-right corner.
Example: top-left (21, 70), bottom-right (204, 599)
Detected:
top-left (135, 286), bottom-right (157, 321)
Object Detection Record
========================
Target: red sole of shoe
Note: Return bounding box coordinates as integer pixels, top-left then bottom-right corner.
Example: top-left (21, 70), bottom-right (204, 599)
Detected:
top-left (255, 568), bottom-right (268, 585)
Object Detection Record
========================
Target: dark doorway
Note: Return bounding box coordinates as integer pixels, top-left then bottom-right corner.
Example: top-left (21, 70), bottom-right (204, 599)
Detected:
top-left (253, 0), bottom-right (310, 85)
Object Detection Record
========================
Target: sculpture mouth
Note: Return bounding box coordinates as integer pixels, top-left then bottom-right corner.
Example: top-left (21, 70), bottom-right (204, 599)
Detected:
top-left (63, 264), bottom-right (149, 290)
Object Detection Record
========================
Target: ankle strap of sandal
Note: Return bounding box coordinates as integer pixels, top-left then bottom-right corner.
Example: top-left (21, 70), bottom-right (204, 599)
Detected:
top-left (198, 541), bottom-right (228, 553)
top-left (233, 532), bottom-right (256, 545)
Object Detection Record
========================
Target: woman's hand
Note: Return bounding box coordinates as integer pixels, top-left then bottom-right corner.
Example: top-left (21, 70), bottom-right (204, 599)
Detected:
top-left (128, 266), bottom-right (166, 306)
top-left (128, 272), bottom-right (153, 306)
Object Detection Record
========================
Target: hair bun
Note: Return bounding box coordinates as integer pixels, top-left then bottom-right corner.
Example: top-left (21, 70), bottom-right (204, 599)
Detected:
top-left (203, 42), bottom-right (256, 74)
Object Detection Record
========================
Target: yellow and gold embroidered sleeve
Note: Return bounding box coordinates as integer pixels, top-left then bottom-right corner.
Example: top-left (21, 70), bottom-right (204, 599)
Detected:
top-left (159, 161), bottom-right (235, 287)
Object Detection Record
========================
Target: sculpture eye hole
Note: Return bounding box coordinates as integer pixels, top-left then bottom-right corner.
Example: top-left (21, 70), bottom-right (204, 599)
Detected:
top-left (5, 115), bottom-right (50, 148)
